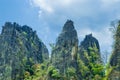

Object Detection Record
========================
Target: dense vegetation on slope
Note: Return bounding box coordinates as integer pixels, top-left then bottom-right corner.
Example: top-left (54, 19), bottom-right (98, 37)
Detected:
top-left (0, 20), bottom-right (120, 80)
top-left (0, 22), bottom-right (49, 80)
top-left (107, 21), bottom-right (120, 80)
top-left (78, 34), bottom-right (104, 80)
top-left (51, 20), bottom-right (79, 79)
top-left (47, 20), bottom-right (105, 80)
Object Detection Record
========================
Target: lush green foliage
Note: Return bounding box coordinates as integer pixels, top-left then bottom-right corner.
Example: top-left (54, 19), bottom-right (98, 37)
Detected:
top-left (78, 46), bottom-right (105, 80)
top-left (23, 61), bottom-right (48, 80)
top-left (2, 21), bottom-right (120, 80)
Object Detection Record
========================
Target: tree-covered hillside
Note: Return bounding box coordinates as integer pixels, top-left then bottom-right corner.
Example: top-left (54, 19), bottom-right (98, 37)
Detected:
top-left (0, 20), bottom-right (120, 80)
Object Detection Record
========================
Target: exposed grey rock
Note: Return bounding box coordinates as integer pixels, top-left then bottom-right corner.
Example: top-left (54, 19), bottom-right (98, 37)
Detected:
top-left (78, 34), bottom-right (102, 79)
top-left (109, 23), bottom-right (120, 80)
top-left (51, 20), bottom-right (79, 75)
top-left (0, 22), bottom-right (49, 80)
top-left (80, 34), bottom-right (100, 52)
top-left (79, 34), bottom-right (101, 65)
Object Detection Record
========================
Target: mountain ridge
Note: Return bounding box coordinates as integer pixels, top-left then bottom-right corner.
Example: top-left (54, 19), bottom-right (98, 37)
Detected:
top-left (0, 20), bottom-right (119, 80)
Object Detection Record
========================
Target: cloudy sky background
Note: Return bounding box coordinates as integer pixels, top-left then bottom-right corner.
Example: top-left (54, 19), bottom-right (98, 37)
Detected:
top-left (1, 0), bottom-right (120, 55)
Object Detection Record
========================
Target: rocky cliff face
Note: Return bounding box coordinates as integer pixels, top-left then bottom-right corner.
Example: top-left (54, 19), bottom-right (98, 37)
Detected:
top-left (80, 34), bottom-right (100, 52)
top-left (51, 20), bottom-right (78, 76)
top-left (50, 21), bottom-right (103, 80)
top-left (79, 34), bottom-right (101, 64)
top-left (109, 23), bottom-right (120, 80)
top-left (78, 34), bottom-right (103, 79)
top-left (0, 22), bottom-right (49, 80)
top-left (0, 20), bottom-right (110, 80)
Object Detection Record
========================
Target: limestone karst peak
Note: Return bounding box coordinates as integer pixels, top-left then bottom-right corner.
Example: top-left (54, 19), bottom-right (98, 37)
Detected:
top-left (62, 20), bottom-right (75, 32)
top-left (80, 34), bottom-right (100, 51)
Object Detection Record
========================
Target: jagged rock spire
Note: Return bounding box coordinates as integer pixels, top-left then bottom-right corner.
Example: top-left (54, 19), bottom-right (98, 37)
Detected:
top-left (0, 22), bottom-right (49, 80)
top-left (108, 22), bottom-right (120, 80)
top-left (56, 20), bottom-right (78, 47)
top-left (80, 34), bottom-right (100, 52)
top-left (79, 34), bottom-right (101, 65)
top-left (51, 20), bottom-right (79, 76)
top-left (62, 20), bottom-right (74, 32)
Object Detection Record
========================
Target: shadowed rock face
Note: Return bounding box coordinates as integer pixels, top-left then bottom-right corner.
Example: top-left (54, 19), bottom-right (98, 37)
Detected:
top-left (78, 34), bottom-right (102, 79)
top-left (51, 20), bottom-right (79, 75)
top-left (110, 24), bottom-right (120, 67)
top-left (79, 34), bottom-right (101, 65)
top-left (56, 20), bottom-right (78, 47)
top-left (80, 34), bottom-right (100, 52)
top-left (109, 24), bottom-right (120, 80)
top-left (0, 22), bottom-right (49, 80)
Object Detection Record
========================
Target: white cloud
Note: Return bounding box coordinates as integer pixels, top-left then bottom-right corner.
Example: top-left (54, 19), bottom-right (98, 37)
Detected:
top-left (30, 0), bottom-right (54, 13)
top-left (29, 0), bottom-right (120, 54)
top-left (30, 0), bottom-right (101, 18)
top-left (29, 0), bottom-right (120, 27)
top-left (30, 0), bottom-right (120, 18)
top-left (101, 0), bottom-right (120, 6)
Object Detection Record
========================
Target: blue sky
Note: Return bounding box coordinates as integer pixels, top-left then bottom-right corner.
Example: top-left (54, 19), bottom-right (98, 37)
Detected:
top-left (0, 0), bottom-right (120, 55)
